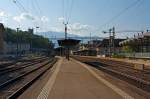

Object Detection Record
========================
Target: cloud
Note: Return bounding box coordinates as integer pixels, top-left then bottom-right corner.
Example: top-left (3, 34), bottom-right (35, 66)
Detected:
top-left (23, 13), bottom-right (35, 20)
top-left (0, 10), bottom-right (10, 24)
top-left (41, 16), bottom-right (49, 22)
top-left (70, 23), bottom-right (90, 32)
top-left (68, 23), bottom-right (94, 35)
top-left (50, 27), bottom-right (63, 32)
top-left (13, 16), bottom-right (23, 22)
top-left (13, 13), bottom-right (49, 24)
top-left (57, 17), bottom-right (93, 35)
top-left (0, 9), bottom-right (10, 17)
top-left (13, 13), bottom-right (35, 22)
top-left (58, 17), bottom-right (65, 22)
top-left (47, 21), bottom-right (94, 36)
top-left (0, 11), bottom-right (6, 17)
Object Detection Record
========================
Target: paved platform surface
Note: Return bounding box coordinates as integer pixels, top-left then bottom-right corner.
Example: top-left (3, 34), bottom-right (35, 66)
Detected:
top-left (37, 57), bottom-right (135, 99)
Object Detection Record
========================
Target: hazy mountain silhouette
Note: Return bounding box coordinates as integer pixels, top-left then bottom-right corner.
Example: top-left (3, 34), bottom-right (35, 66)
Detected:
top-left (37, 31), bottom-right (80, 39)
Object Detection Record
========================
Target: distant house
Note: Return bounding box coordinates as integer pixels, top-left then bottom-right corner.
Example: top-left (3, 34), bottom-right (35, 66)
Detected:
top-left (88, 40), bottom-right (102, 50)
top-left (119, 32), bottom-right (150, 52)
top-left (73, 40), bottom-right (102, 56)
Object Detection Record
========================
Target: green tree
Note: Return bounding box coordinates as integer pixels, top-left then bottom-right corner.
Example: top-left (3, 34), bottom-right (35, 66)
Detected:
top-left (3, 27), bottom-right (53, 49)
top-left (122, 46), bottom-right (133, 53)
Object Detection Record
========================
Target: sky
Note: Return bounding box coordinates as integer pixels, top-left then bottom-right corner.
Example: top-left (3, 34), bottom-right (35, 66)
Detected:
top-left (0, 0), bottom-right (150, 38)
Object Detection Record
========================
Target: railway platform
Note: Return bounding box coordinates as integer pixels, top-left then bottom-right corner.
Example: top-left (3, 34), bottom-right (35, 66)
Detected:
top-left (37, 57), bottom-right (124, 99)
top-left (18, 57), bottom-right (149, 99)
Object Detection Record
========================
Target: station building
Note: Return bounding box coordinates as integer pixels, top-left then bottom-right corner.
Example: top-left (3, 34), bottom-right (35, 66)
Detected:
top-left (73, 39), bottom-right (125, 57)
top-left (73, 40), bottom-right (101, 56)
top-left (97, 38), bottom-right (125, 56)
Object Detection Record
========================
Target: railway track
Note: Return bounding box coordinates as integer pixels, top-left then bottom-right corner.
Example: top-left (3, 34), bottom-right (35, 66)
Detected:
top-left (0, 57), bottom-right (49, 76)
top-left (0, 57), bottom-right (49, 85)
top-left (0, 56), bottom-right (57, 99)
top-left (72, 56), bottom-right (150, 92)
top-left (0, 57), bottom-right (45, 67)
top-left (0, 56), bottom-right (47, 70)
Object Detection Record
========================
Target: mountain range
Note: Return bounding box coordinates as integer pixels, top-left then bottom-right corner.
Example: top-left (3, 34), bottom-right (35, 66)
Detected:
top-left (37, 31), bottom-right (80, 39)
top-left (37, 31), bottom-right (82, 47)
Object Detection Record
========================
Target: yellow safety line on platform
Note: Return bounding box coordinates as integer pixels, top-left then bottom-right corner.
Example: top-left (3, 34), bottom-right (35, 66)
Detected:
top-left (37, 58), bottom-right (63, 99)
top-left (73, 59), bottom-right (134, 99)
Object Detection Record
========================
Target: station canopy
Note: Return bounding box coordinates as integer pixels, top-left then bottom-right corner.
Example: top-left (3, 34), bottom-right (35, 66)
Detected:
top-left (58, 39), bottom-right (80, 47)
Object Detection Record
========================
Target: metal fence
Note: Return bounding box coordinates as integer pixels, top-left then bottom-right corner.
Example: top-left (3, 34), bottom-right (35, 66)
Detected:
top-left (118, 52), bottom-right (150, 58)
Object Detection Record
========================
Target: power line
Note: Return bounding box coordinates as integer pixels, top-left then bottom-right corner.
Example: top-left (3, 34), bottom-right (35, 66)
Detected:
top-left (35, 0), bottom-right (43, 15)
top-left (34, 0), bottom-right (50, 32)
top-left (30, 0), bottom-right (41, 28)
top-left (95, 0), bottom-right (143, 33)
top-left (12, 0), bottom-right (28, 13)
top-left (62, 0), bottom-right (65, 20)
top-left (30, 0), bottom-right (40, 17)
top-left (67, 0), bottom-right (74, 23)
top-left (33, 0), bottom-right (44, 17)
top-left (12, 0), bottom-right (41, 31)
top-left (62, 0), bottom-right (74, 23)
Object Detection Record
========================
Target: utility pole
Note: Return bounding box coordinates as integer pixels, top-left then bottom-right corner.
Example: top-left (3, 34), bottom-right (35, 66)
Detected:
top-left (109, 29), bottom-right (112, 57)
top-left (103, 27), bottom-right (115, 57)
top-left (112, 27), bottom-right (115, 55)
top-left (89, 33), bottom-right (92, 50)
top-left (16, 28), bottom-right (19, 57)
top-left (63, 22), bottom-right (68, 39)
top-left (63, 22), bottom-right (69, 60)
top-left (29, 28), bottom-right (34, 54)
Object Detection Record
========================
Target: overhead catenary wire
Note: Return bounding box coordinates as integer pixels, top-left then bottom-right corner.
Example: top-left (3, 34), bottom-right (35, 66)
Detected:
top-left (30, 0), bottom-right (41, 29)
top-left (30, 0), bottom-right (39, 17)
top-left (30, 0), bottom-right (43, 17)
top-left (34, 0), bottom-right (44, 16)
top-left (95, 0), bottom-right (143, 33)
top-left (12, 0), bottom-right (40, 32)
top-left (12, 0), bottom-right (28, 13)
top-left (67, 0), bottom-right (74, 23)
top-left (62, 0), bottom-right (74, 24)
top-left (62, 0), bottom-right (65, 20)
top-left (35, 0), bottom-right (50, 32)
top-left (30, 0), bottom-right (50, 32)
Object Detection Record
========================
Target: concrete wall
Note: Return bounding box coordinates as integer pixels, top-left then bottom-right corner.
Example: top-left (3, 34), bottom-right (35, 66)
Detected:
top-left (118, 52), bottom-right (150, 58)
